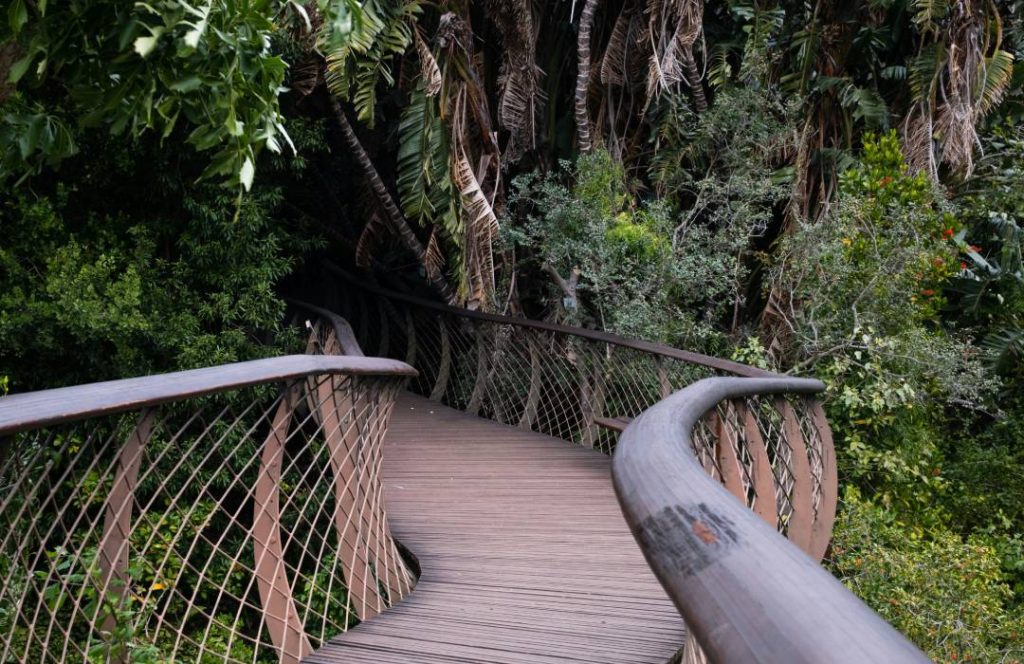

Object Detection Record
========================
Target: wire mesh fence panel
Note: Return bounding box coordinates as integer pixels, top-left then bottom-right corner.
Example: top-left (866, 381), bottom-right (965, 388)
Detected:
top-left (330, 282), bottom-right (837, 559)
top-left (0, 365), bottom-right (412, 663)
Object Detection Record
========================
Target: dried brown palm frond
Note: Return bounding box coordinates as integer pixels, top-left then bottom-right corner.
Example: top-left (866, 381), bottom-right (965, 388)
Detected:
top-left (355, 211), bottom-right (389, 268)
top-left (452, 140), bottom-right (497, 308)
top-left (902, 104), bottom-right (938, 179)
top-left (452, 143), bottom-right (500, 243)
top-left (414, 27), bottom-right (442, 97)
top-left (487, 0), bottom-right (546, 162)
top-left (435, 15), bottom-right (502, 308)
top-left (643, 0), bottom-right (706, 111)
top-left (601, 6), bottom-right (635, 86)
top-left (424, 226), bottom-right (446, 276)
top-left (451, 86), bottom-right (498, 307)
top-left (905, 0), bottom-right (1014, 178)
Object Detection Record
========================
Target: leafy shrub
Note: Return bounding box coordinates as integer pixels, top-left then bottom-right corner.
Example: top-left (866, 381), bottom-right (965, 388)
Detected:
top-left (771, 131), bottom-right (998, 517)
top-left (831, 493), bottom-right (1024, 663)
top-left (505, 149), bottom-right (742, 352)
top-left (0, 132), bottom-right (320, 391)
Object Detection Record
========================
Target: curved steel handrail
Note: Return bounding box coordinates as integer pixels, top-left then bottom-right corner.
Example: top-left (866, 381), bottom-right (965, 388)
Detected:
top-left (0, 353), bottom-right (417, 662)
top-left (324, 261), bottom-right (775, 378)
top-left (287, 297), bottom-right (366, 357)
top-left (0, 354), bottom-right (415, 435)
top-left (611, 377), bottom-right (928, 663)
top-left (323, 266), bottom-right (840, 555)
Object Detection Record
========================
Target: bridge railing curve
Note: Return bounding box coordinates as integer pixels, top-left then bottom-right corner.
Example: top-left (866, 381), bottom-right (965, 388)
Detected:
top-left (0, 354), bottom-right (416, 663)
top-left (322, 269), bottom-right (932, 662)
top-left (613, 377), bottom-right (929, 662)
top-left (326, 266), bottom-right (838, 561)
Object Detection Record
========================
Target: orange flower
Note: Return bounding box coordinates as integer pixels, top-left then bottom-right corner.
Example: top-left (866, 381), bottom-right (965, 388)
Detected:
top-left (922, 289), bottom-right (935, 297)
top-left (943, 228), bottom-right (955, 238)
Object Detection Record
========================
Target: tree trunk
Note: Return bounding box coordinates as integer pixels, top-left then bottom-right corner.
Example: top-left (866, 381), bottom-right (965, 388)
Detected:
top-left (329, 97), bottom-right (456, 303)
top-left (574, 0), bottom-right (600, 153)
top-left (680, 48), bottom-right (708, 113)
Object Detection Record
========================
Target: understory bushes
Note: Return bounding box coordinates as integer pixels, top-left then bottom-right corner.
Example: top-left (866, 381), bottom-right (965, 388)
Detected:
top-left (0, 126), bottom-right (326, 392)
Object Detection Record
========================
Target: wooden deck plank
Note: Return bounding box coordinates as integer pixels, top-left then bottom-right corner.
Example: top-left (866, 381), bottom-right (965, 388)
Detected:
top-left (306, 393), bottom-right (685, 663)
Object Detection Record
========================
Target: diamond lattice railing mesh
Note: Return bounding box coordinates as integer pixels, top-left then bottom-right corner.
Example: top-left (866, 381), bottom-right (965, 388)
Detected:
top-left (0, 371), bottom-right (411, 663)
top-left (334, 287), bottom-right (834, 555)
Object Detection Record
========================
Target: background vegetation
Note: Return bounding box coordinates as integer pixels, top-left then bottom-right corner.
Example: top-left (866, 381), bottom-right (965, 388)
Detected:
top-left (3, 0), bottom-right (1024, 659)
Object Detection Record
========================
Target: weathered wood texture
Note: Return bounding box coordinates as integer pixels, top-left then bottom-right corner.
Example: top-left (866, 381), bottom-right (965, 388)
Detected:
top-left (307, 392), bottom-right (686, 663)
top-left (613, 377), bottom-right (930, 663)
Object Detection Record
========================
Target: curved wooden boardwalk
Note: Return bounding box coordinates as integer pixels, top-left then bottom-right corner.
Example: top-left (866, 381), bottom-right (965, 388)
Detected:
top-left (307, 393), bottom-right (686, 663)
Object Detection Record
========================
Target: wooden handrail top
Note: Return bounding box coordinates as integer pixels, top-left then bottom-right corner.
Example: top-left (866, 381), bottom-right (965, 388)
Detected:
top-left (324, 261), bottom-right (776, 378)
top-left (287, 297), bottom-right (366, 356)
top-left (612, 376), bottom-right (928, 663)
top-left (0, 355), bottom-right (416, 436)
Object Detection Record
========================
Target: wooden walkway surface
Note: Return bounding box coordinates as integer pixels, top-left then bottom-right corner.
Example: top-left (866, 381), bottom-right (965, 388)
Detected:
top-left (307, 393), bottom-right (686, 663)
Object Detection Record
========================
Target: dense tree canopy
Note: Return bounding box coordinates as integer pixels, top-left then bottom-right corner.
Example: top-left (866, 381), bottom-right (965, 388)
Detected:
top-left (3, 0), bottom-right (1024, 658)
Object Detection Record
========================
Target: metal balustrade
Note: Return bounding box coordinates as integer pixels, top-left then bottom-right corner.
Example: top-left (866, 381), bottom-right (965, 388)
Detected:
top-left (0, 276), bottom-right (930, 663)
top-left (325, 267), bottom-right (838, 560)
top-left (0, 356), bottom-right (415, 663)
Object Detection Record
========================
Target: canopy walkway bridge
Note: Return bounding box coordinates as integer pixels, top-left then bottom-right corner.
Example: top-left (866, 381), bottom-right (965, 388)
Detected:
top-left (0, 274), bottom-right (929, 663)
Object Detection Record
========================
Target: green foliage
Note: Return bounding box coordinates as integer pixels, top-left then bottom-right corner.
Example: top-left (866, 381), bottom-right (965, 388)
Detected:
top-left (505, 150), bottom-right (734, 349)
top-left (0, 0), bottom-right (308, 188)
top-left (0, 129), bottom-right (319, 391)
top-left (772, 131), bottom-right (1000, 516)
top-left (396, 79), bottom-right (463, 285)
top-left (950, 122), bottom-right (1024, 379)
top-left (831, 492), bottom-right (1024, 663)
top-left (323, 0), bottom-right (422, 127)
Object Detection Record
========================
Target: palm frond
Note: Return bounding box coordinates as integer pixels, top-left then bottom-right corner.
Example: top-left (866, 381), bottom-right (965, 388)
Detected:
top-left (908, 43), bottom-right (945, 104)
top-left (601, 7), bottom-right (633, 86)
top-left (397, 83), bottom-right (451, 225)
top-left (414, 28), bottom-right (442, 96)
top-left (979, 49), bottom-right (1015, 113)
top-left (355, 211), bottom-right (388, 268)
top-left (911, 0), bottom-right (950, 35)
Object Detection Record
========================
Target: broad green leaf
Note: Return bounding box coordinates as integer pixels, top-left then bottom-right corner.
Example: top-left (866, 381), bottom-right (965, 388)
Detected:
top-left (134, 34), bottom-right (161, 57)
top-left (239, 156), bottom-right (254, 191)
top-left (8, 54), bottom-right (33, 84)
top-left (182, 3), bottom-right (212, 49)
top-left (8, 0), bottom-right (28, 34)
top-left (169, 76), bottom-right (202, 92)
